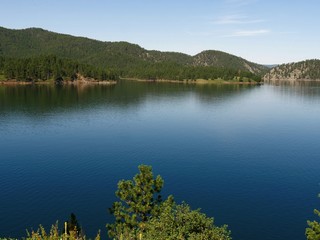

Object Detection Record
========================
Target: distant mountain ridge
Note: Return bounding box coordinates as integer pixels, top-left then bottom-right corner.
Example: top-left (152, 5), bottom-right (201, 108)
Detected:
top-left (263, 59), bottom-right (320, 82)
top-left (0, 26), bottom-right (268, 76)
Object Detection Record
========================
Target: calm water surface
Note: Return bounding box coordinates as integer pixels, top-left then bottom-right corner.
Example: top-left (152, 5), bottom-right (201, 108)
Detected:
top-left (1, 81), bottom-right (320, 239)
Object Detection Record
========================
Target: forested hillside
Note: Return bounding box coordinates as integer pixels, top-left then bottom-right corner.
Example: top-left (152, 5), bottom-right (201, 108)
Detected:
top-left (263, 59), bottom-right (320, 82)
top-left (0, 55), bottom-right (118, 82)
top-left (0, 26), bottom-right (268, 82)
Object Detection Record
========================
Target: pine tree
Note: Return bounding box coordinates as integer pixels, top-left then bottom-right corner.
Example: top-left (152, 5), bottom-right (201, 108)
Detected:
top-left (107, 165), bottom-right (164, 239)
top-left (67, 213), bottom-right (82, 235)
top-left (306, 209), bottom-right (320, 239)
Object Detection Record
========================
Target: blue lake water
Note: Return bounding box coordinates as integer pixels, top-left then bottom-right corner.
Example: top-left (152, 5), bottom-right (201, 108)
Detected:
top-left (1, 81), bottom-right (320, 239)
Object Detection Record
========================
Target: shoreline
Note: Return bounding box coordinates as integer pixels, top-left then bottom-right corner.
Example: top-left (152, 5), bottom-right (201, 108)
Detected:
top-left (0, 78), bottom-right (263, 86)
top-left (121, 77), bottom-right (262, 85)
top-left (264, 79), bottom-right (320, 83)
top-left (0, 79), bottom-right (117, 85)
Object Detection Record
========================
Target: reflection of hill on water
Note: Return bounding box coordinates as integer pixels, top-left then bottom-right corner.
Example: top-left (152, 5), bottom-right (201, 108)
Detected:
top-left (266, 81), bottom-right (320, 102)
top-left (193, 84), bottom-right (257, 104)
top-left (0, 81), bottom-right (257, 117)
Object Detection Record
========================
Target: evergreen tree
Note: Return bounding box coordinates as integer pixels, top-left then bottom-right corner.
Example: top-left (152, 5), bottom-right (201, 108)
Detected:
top-left (107, 165), bottom-right (164, 239)
top-left (107, 165), bottom-right (232, 240)
top-left (306, 205), bottom-right (320, 239)
top-left (144, 200), bottom-right (231, 240)
top-left (66, 213), bottom-right (82, 236)
top-left (0, 55), bottom-right (119, 82)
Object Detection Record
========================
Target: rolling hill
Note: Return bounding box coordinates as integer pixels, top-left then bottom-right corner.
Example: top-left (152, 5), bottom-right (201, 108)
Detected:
top-left (263, 59), bottom-right (320, 82)
top-left (0, 26), bottom-right (269, 81)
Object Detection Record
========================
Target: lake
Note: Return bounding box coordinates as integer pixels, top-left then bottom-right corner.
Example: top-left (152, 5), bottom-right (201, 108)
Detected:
top-left (1, 80), bottom-right (320, 239)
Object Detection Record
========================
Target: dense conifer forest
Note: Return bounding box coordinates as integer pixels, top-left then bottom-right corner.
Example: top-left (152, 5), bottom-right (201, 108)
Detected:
top-left (0, 27), bottom-right (268, 82)
top-left (0, 55), bottom-right (118, 82)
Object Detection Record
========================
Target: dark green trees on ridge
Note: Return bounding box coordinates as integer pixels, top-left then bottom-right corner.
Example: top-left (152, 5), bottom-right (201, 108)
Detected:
top-left (0, 26), bottom-right (266, 82)
top-left (0, 55), bottom-right (118, 82)
top-left (0, 55), bottom-right (262, 83)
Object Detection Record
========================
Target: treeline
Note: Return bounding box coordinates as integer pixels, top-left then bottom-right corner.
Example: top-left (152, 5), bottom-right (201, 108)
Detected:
top-left (122, 61), bottom-right (262, 82)
top-left (0, 55), bottom-right (262, 83)
top-left (0, 27), bottom-right (266, 82)
top-left (0, 55), bottom-right (118, 82)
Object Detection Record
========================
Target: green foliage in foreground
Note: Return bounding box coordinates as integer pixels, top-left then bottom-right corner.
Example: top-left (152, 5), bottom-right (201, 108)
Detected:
top-left (306, 194), bottom-right (320, 240)
top-left (5, 164), bottom-right (320, 239)
top-left (143, 199), bottom-right (231, 240)
top-left (0, 165), bottom-right (230, 240)
top-left (107, 165), bottom-right (231, 240)
top-left (106, 165), bottom-right (165, 238)
top-left (25, 222), bottom-right (100, 240)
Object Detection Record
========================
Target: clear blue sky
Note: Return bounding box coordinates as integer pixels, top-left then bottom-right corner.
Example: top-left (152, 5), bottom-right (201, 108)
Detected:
top-left (1, 0), bottom-right (319, 64)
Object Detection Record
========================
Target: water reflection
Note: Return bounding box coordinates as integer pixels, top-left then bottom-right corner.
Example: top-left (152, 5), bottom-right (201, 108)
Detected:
top-left (266, 81), bottom-right (320, 102)
top-left (194, 84), bottom-right (257, 103)
top-left (1, 80), bottom-right (320, 240)
top-left (0, 81), bottom-right (257, 115)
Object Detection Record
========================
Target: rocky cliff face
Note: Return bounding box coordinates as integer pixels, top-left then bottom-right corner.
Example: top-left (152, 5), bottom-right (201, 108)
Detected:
top-left (264, 59), bottom-right (320, 82)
